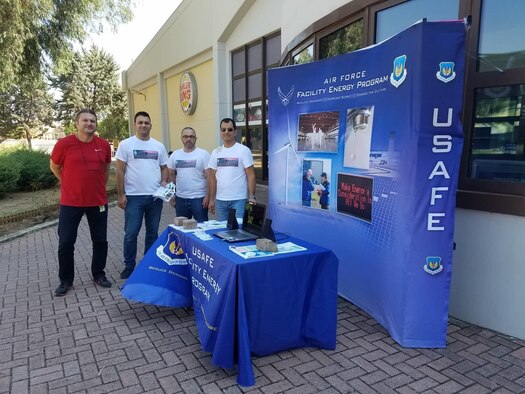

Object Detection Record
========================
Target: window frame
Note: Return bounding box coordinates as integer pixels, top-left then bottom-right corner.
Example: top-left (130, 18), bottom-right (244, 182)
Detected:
top-left (231, 32), bottom-right (281, 182)
top-left (457, 0), bottom-right (525, 215)
top-left (316, 11), bottom-right (366, 60)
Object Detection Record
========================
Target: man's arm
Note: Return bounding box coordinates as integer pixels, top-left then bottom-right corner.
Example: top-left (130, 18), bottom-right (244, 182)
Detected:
top-left (104, 163), bottom-right (111, 184)
top-left (202, 168), bottom-right (211, 208)
top-left (168, 168), bottom-right (176, 184)
top-left (245, 165), bottom-right (256, 204)
top-left (49, 160), bottom-right (62, 182)
top-left (167, 167), bottom-right (177, 207)
top-left (160, 164), bottom-right (168, 186)
top-left (115, 159), bottom-right (127, 209)
top-left (208, 168), bottom-right (217, 214)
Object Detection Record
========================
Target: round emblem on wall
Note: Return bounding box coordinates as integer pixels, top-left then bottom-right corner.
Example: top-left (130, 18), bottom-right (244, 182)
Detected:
top-left (179, 72), bottom-right (198, 115)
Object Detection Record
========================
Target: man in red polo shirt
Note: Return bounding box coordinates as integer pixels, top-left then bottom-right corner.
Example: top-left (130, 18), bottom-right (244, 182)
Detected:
top-left (50, 109), bottom-right (112, 296)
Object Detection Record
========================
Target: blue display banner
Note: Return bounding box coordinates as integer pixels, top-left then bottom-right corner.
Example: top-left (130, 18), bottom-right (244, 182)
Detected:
top-left (268, 21), bottom-right (466, 347)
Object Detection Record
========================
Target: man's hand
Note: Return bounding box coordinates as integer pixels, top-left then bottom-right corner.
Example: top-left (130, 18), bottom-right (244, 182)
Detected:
top-left (118, 195), bottom-right (127, 209)
top-left (169, 197), bottom-right (176, 207)
top-left (202, 196), bottom-right (209, 208)
top-left (208, 199), bottom-right (215, 214)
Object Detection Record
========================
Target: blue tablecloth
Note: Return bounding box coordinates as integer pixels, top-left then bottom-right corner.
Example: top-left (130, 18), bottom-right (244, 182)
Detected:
top-left (122, 225), bottom-right (339, 386)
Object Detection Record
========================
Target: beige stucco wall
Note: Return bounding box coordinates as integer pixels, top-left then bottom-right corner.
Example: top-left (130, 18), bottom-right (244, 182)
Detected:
top-left (131, 83), bottom-right (162, 142)
top-left (166, 60), bottom-right (216, 153)
top-left (125, 0), bottom-right (213, 88)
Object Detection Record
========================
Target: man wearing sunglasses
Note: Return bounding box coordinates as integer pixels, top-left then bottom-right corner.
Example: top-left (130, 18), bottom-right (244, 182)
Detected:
top-left (208, 117), bottom-right (256, 221)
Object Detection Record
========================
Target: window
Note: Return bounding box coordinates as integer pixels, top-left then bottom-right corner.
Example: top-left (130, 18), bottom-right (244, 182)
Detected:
top-left (468, 85), bottom-right (525, 183)
top-left (319, 19), bottom-right (363, 60)
top-left (477, 0), bottom-right (525, 72)
top-left (375, 0), bottom-right (459, 43)
top-left (231, 33), bottom-right (281, 181)
top-left (292, 44), bottom-right (313, 65)
top-left (458, 0), bottom-right (525, 214)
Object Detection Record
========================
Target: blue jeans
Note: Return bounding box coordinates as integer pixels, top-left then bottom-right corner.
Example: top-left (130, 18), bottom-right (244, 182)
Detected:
top-left (124, 195), bottom-right (163, 268)
top-left (215, 199), bottom-right (247, 221)
top-left (175, 196), bottom-right (208, 222)
top-left (58, 204), bottom-right (108, 284)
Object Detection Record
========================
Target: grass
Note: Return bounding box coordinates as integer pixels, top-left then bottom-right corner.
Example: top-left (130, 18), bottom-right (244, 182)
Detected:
top-left (0, 172), bottom-right (117, 238)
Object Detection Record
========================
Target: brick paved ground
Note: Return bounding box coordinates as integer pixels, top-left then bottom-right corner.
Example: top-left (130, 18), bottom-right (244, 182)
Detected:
top-left (1, 184), bottom-right (525, 393)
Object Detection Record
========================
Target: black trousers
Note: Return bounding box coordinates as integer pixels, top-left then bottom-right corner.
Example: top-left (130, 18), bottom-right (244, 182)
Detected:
top-left (57, 205), bottom-right (108, 284)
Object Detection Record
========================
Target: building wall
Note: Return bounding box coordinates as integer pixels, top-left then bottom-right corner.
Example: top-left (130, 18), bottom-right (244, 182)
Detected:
top-left (131, 83), bottom-right (162, 141)
top-left (125, 0), bottom-right (213, 88)
top-left (281, 0), bottom-right (350, 50)
top-left (450, 210), bottom-right (525, 338)
top-left (166, 59), bottom-right (216, 153)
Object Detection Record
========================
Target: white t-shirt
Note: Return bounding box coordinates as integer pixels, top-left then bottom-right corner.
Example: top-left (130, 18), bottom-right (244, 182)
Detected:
top-left (167, 147), bottom-right (210, 199)
top-left (208, 142), bottom-right (254, 201)
top-left (115, 136), bottom-right (168, 195)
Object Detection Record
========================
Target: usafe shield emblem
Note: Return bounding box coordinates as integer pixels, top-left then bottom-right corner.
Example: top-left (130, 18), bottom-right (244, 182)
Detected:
top-left (436, 61), bottom-right (456, 83)
top-left (390, 55), bottom-right (407, 88)
top-left (156, 231), bottom-right (187, 266)
top-left (424, 256), bottom-right (443, 275)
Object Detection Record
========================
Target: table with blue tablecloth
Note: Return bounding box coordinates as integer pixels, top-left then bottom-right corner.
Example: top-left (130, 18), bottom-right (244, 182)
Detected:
top-left (122, 225), bottom-right (338, 386)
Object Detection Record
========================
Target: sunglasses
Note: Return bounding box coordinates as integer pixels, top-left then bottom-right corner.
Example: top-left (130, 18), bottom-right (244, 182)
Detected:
top-left (221, 128), bottom-right (234, 132)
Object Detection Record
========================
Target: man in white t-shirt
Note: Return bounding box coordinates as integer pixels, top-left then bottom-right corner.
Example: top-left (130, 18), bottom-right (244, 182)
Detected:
top-left (167, 127), bottom-right (210, 222)
top-left (115, 111), bottom-right (169, 279)
top-left (208, 117), bottom-right (256, 221)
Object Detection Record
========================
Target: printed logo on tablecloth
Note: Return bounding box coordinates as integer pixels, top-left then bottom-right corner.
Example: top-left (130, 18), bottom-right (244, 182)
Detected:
top-left (156, 231), bottom-right (187, 266)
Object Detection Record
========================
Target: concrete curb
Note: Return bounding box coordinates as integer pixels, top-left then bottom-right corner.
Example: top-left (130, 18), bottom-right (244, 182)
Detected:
top-left (0, 201), bottom-right (119, 244)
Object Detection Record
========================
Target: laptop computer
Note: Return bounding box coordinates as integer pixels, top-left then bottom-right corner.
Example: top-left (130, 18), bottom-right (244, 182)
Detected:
top-left (215, 202), bottom-right (266, 243)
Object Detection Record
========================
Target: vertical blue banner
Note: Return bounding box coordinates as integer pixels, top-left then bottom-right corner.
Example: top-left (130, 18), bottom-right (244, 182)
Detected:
top-left (268, 21), bottom-right (466, 347)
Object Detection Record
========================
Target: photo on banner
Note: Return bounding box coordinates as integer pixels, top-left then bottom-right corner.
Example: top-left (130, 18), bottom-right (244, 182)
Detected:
top-left (344, 106), bottom-right (374, 169)
top-left (301, 158), bottom-right (332, 210)
top-left (297, 111), bottom-right (339, 152)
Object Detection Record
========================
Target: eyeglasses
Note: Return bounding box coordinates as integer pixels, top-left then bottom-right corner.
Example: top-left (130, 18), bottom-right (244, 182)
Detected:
top-left (182, 135), bottom-right (196, 139)
top-left (221, 128), bottom-right (234, 132)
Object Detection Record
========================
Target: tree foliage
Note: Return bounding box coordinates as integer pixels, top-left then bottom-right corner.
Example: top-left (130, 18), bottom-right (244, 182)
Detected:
top-left (0, 0), bottom-right (133, 91)
top-left (0, 77), bottom-right (54, 149)
top-left (53, 46), bottom-right (128, 140)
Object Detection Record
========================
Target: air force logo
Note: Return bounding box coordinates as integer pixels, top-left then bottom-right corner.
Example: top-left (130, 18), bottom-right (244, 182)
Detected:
top-left (424, 256), bottom-right (443, 275)
top-left (436, 62), bottom-right (456, 83)
top-left (156, 231), bottom-right (187, 266)
top-left (390, 55), bottom-right (407, 88)
top-left (278, 85), bottom-right (295, 106)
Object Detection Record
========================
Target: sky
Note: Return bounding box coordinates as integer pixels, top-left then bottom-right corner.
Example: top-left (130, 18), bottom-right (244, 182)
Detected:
top-left (86, 0), bottom-right (183, 72)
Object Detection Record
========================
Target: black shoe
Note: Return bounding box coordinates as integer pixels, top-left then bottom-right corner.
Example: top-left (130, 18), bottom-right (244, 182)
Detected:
top-left (94, 276), bottom-right (112, 288)
top-left (120, 266), bottom-right (134, 279)
top-left (55, 282), bottom-right (73, 297)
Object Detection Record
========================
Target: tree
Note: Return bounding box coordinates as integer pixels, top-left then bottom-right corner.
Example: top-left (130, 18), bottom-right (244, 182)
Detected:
top-left (53, 46), bottom-right (128, 140)
top-left (0, 0), bottom-right (133, 92)
top-left (0, 77), bottom-right (54, 149)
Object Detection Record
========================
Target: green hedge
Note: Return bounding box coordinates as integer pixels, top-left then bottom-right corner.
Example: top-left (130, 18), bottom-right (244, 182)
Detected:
top-left (0, 148), bottom-right (58, 193)
top-left (0, 157), bottom-right (21, 193)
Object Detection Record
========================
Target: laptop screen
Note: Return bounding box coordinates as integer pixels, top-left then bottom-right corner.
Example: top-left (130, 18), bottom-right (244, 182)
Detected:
top-left (242, 203), bottom-right (266, 234)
